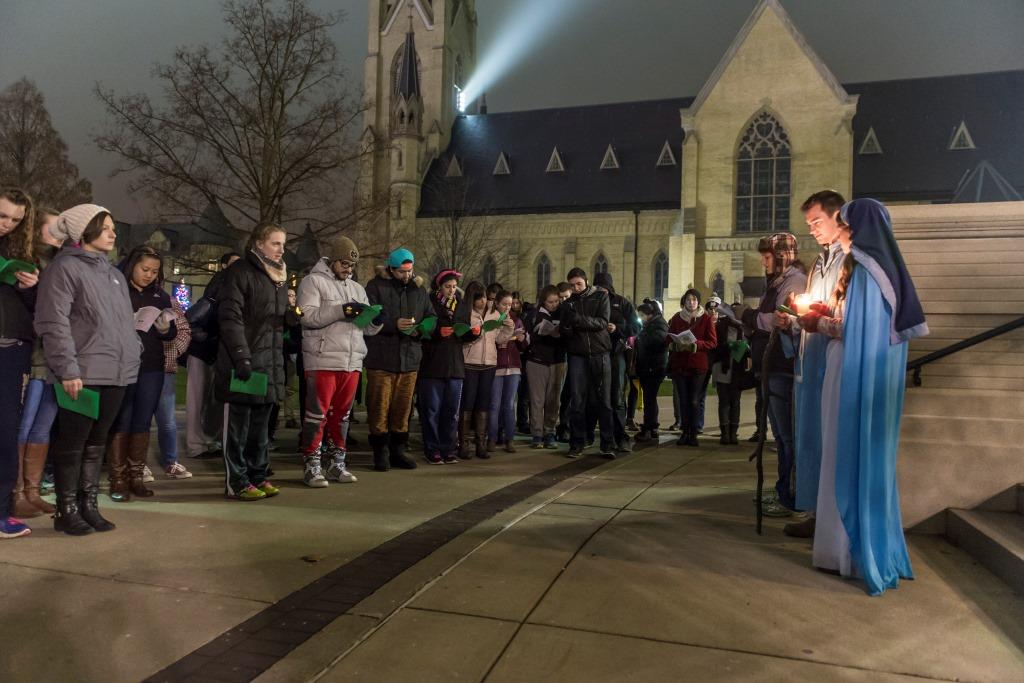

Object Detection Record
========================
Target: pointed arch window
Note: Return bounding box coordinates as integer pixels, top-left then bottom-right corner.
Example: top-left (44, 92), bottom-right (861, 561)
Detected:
top-left (652, 251), bottom-right (669, 302)
top-left (592, 252), bottom-right (609, 277)
top-left (535, 253), bottom-right (551, 298)
top-left (735, 111), bottom-right (791, 233)
top-left (710, 272), bottom-right (725, 298)
top-left (482, 256), bottom-right (498, 286)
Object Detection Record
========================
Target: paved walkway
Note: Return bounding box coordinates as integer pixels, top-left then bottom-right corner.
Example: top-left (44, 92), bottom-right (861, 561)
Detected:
top-left (3, 403), bottom-right (1022, 682)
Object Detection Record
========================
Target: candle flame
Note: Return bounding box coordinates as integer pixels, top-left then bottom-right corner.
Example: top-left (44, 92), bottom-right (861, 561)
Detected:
top-left (794, 294), bottom-right (812, 313)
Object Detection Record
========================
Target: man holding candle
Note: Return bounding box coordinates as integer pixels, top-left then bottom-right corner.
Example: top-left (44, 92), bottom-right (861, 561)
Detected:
top-left (777, 190), bottom-right (847, 537)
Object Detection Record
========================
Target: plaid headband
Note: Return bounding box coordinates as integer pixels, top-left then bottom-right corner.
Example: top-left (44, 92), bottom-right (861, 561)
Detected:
top-left (765, 232), bottom-right (798, 273)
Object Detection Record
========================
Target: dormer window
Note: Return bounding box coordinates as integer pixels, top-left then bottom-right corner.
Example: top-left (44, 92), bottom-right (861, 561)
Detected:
top-left (493, 152), bottom-right (511, 176)
top-left (859, 127), bottom-right (882, 155)
top-left (445, 156), bottom-right (463, 177)
top-left (600, 145), bottom-right (620, 170)
top-left (948, 120), bottom-right (976, 150)
top-left (656, 141), bottom-right (677, 167)
top-left (546, 147), bottom-right (565, 173)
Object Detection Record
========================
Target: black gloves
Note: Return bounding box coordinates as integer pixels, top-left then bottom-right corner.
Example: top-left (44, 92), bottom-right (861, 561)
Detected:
top-left (343, 302), bottom-right (367, 320)
top-left (372, 309), bottom-right (387, 326)
top-left (235, 359), bottom-right (253, 381)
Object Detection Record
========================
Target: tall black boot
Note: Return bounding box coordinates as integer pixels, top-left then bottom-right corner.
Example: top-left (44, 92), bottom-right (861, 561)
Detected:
top-left (79, 445), bottom-right (116, 532)
top-left (52, 448), bottom-right (94, 536)
top-left (389, 432), bottom-right (418, 470)
top-left (370, 433), bottom-right (390, 472)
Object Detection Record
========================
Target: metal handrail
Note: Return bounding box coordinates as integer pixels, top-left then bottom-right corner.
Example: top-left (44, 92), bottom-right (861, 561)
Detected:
top-left (907, 315), bottom-right (1024, 386)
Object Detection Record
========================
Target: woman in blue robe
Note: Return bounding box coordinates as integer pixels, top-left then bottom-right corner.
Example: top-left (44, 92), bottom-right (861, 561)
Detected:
top-left (798, 199), bottom-right (928, 596)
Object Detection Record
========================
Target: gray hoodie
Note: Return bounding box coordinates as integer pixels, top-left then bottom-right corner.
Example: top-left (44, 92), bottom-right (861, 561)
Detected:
top-left (34, 246), bottom-right (141, 386)
top-left (298, 257), bottom-right (382, 373)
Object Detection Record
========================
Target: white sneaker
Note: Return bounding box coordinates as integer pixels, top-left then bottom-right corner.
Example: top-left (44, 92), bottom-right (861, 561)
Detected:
top-left (143, 465), bottom-right (155, 483)
top-left (304, 457), bottom-right (329, 488)
top-left (164, 462), bottom-right (193, 479)
top-left (325, 451), bottom-right (357, 483)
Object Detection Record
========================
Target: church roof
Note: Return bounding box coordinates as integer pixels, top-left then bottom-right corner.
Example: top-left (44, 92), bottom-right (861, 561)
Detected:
top-left (848, 70), bottom-right (1024, 202)
top-left (419, 97), bottom-right (691, 216)
top-left (419, 70), bottom-right (1024, 216)
top-left (119, 201), bottom-right (241, 255)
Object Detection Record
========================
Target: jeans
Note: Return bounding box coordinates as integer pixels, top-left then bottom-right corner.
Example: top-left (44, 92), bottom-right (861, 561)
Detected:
top-left (717, 382), bottom-right (743, 435)
top-left (671, 373), bottom-right (706, 434)
top-left (696, 371), bottom-right (712, 431)
top-left (609, 351), bottom-right (628, 442)
top-left (418, 378), bottom-right (463, 455)
top-left (488, 373), bottom-right (521, 443)
top-left (155, 372), bottom-right (178, 467)
top-left (567, 354), bottom-right (613, 449)
top-left (462, 367), bottom-right (496, 413)
top-left (223, 401), bottom-right (273, 494)
top-left (0, 342), bottom-right (32, 519)
top-left (114, 370), bottom-right (166, 434)
top-left (639, 375), bottom-right (665, 431)
top-left (18, 378), bottom-right (59, 445)
top-left (766, 374), bottom-right (796, 510)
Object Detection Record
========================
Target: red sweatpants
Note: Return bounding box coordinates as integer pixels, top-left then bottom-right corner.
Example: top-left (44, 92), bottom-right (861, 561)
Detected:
top-left (301, 370), bottom-right (360, 456)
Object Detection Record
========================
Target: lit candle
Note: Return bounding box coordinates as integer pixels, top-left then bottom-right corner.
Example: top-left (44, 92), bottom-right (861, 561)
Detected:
top-left (794, 294), bottom-right (812, 314)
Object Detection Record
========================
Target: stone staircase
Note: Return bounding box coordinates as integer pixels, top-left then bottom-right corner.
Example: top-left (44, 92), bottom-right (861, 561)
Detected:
top-left (888, 202), bottom-right (1024, 589)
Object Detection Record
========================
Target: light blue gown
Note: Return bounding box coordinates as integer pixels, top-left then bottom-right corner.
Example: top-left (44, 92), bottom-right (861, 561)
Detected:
top-left (794, 332), bottom-right (829, 512)
top-left (814, 265), bottom-right (914, 596)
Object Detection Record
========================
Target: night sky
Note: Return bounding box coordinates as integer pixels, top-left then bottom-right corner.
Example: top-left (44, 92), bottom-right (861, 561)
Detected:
top-left (2, 0), bottom-right (1022, 222)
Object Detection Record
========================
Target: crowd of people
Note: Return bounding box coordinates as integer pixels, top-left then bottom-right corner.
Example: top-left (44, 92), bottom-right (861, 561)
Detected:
top-left (0, 185), bottom-right (925, 595)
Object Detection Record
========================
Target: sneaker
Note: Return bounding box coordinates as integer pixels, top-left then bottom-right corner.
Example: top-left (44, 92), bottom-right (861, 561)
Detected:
top-left (762, 500), bottom-right (793, 518)
top-left (303, 457), bottom-right (329, 488)
top-left (615, 441), bottom-right (633, 454)
top-left (231, 485), bottom-right (266, 501)
top-left (142, 465), bottom-right (155, 483)
top-left (600, 444), bottom-right (617, 460)
top-left (164, 462), bottom-right (193, 479)
top-left (530, 439), bottom-right (544, 450)
top-left (753, 490), bottom-right (778, 505)
top-left (325, 451), bottom-right (357, 483)
top-left (257, 481), bottom-right (280, 498)
top-left (667, 423), bottom-right (680, 432)
top-left (443, 452), bottom-right (459, 464)
top-left (543, 437), bottom-right (558, 450)
top-left (566, 446), bottom-right (583, 459)
top-left (1, 517), bottom-right (31, 539)
top-left (426, 452), bottom-right (443, 465)
top-left (625, 419), bottom-right (639, 432)
top-left (41, 473), bottom-right (55, 491)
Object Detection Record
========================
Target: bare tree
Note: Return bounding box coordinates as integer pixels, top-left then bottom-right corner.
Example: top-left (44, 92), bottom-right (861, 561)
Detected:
top-left (0, 78), bottom-right (92, 208)
top-left (94, 0), bottom-right (375, 235)
top-left (418, 175), bottom-right (506, 282)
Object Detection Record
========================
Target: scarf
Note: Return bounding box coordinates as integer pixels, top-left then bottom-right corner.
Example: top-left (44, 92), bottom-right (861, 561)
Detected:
top-left (252, 248), bottom-right (287, 285)
top-left (677, 305), bottom-right (705, 324)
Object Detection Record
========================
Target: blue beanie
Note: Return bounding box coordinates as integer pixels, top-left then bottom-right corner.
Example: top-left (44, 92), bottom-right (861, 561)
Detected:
top-left (388, 248), bottom-right (415, 268)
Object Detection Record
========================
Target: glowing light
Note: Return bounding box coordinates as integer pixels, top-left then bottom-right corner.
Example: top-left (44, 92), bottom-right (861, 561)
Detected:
top-left (455, 84), bottom-right (466, 112)
top-left (793, 294), bottom-right (812, 313)
top-left (460, 0), bottom-right (589, 107)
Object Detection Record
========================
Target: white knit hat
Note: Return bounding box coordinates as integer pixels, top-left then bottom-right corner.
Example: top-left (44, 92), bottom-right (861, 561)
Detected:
top-left (53, 204), bottom-right (110, 244)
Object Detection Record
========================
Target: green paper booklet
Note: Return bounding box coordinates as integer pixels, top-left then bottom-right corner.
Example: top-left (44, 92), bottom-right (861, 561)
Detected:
top-left (453, 322), bottom-right (473, 337)
top-left (728, 340), bottom-right (750, 363)
top-left (352, 304), bottom-right (383, 329)
top-left (481, 311), bottom-right (508, 332)
top-left (230, 370), bottom-right (268, 396)
top-left (401, 315), bottom-right (438, 338)
top-left (54, 383), bottom-right (100, 420)
top-left (0, 256), bottom-right (37, 286)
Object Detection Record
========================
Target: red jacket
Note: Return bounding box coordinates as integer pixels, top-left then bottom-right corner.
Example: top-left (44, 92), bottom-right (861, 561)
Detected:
top-left (667, 310), bottom-right (717, 376)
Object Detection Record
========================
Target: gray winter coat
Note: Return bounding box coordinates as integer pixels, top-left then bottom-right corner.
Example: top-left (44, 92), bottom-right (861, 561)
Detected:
top-left (34, 246), bottom-right (141, 386)
top-left (298, 258), bottom-right (382, 372)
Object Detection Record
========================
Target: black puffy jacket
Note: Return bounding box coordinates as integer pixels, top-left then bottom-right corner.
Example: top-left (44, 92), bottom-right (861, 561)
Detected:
top-left (561, 286), bottom-right (611, 356)
top-left (634, 314), bottom-right (669, 378)
top-left (418, 293), bottom-right (476, 379)
top-left (364, 269), bottom-right (435, 373)
top-left (214, 251), bottom-right (290, 405)
top-left (524, 306), bottom-right (565, 365)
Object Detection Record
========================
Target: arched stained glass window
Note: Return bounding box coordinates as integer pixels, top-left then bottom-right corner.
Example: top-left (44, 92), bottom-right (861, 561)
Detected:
top-left (592, 252), bottom-right (609, 277)
top-left (653, 251), bottom-right (669, 301)
top-left (736, 111), bottom-right (791, 233)
top-left (535, 253), bottom-right (551, 298)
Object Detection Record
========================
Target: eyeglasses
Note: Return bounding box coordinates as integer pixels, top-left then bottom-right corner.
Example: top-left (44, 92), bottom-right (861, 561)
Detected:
top-left (337, 260), bottom-right (357, 269)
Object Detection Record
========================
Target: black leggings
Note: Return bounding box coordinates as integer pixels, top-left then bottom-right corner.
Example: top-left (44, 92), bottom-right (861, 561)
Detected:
top-left (52, 386), bottom-right (127, 454)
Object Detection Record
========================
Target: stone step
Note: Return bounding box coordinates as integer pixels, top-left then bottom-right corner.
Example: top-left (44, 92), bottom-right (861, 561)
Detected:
top-left (975, 485), bottom-right (1024, 514)
top-left (898, 440), bottom-right (1024, 526)
top-left (908, 351), bottom-right (1024, 368)
top-left (912, 336), bottom-right (1024, 353)
top-left (909, 262), bottom-right (1024, 278)
top-left (919, 314), bottom-right (1024, 330)
top-left (901, 414), bottom-right (1024, 447)
top-left (922, 301), bottom-right (1024, 316)
top-left (900, 237), bottom-right (1024, 253)
top-left (906, 361), bottom-right (1024, 381)
top-left (945, 509), bottom-right (1024, 594)
top-left (903, 250), bottom-right (1024, 266)
top-left (916, 289), bottom-right (1024, 303)
top-left (913, 375), bottom-right (1023, 391)
top-left (913, 275), bottom-right (1024, 289)
top-left (903, 388), bottom-right (1024, 420)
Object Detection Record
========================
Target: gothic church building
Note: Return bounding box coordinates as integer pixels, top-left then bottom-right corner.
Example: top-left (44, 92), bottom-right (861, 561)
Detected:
top-left (359, 0), bottom-right (1023, 304)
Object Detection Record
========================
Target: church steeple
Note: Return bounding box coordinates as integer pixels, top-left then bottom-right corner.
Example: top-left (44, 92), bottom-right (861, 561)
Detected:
top-left (396, 20), bottom-right (421, 100)
top-left (392, 17), bottom-right (423, 136)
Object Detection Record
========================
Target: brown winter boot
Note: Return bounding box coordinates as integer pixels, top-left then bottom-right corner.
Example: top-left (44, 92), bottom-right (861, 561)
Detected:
top-left (21, 442), bottom-right (55, 514)
top-left (458, 411), bottom-right (473, 460)
top-left (11, 444), bottom-right (42, 518)
top-left (474, 411), bottom-right (491, 459)
top-left (126, 433), bottom-right (155, 498)
top-left (107, 432), bottom-right (132, 502)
